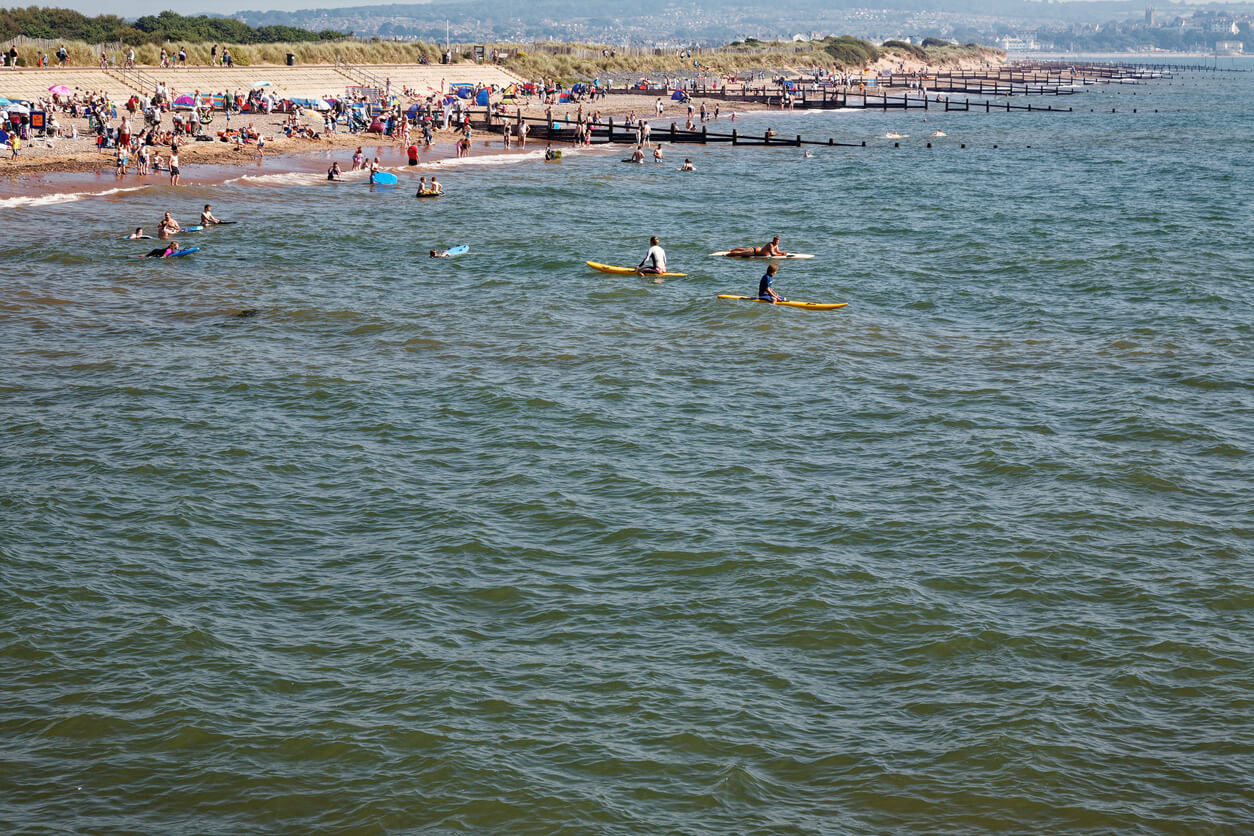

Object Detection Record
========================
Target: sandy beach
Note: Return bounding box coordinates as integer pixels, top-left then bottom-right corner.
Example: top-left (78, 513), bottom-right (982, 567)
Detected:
top-left (0, 52), bottom-right (991, 179)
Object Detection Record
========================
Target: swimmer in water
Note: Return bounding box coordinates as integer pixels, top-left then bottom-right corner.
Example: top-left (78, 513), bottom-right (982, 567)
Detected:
top-left (200, 204), bottom-right (221, 225)
top-left (127, 227), bottom-right (149, 239)
top-left (158, 212), bottom-right (181, 237)
top-left (430, 249), bottom-right (450, 258)
top-left (679, 158), bottom-right (695, 171)
top-left (327, 161), bottom-right (343, 181)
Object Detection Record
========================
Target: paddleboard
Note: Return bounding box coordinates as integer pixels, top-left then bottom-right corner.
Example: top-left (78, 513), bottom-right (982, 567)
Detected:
top-left (586, 260), bottom-right (686, 278)
top-left (717, 294), bottom-right (846, 311)
top-left (709, 251), bottom-right (815, 260)
top-left (372, 171), bottom-right (398, 186)
top-left (445, 245), bottom-right (470, 256)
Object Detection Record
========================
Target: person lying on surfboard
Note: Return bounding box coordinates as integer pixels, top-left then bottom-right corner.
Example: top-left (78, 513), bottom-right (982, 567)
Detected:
top-left (144, 240), bottom-right (180, 258)
top-left (758, 264), bottom-right (786, 303)
top-left (637, 236), bottom-right (667, 275)
top-left (429, 249), bottom-right (450, 258)
top-left (727, 235), bottom-right (786, 258)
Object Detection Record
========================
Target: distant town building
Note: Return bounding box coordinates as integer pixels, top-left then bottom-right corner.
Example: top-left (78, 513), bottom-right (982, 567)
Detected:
top-left (1215, 40), bottom-right (1244, 55)
top-left (1145, 6), bottom-right (1155, 27)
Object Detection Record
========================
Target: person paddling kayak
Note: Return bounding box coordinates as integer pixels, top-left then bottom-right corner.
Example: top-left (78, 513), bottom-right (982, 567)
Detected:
top-left (758, 264), bottom-right (786, 303)
top-left (637, 236), bottom-right (667, 275)
top-left (727, 235), bottom-right (787, 258)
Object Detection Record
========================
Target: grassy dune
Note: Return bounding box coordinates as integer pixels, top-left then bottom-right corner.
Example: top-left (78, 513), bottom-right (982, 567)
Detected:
top-left (10, 38), bottom-right (1001, 75)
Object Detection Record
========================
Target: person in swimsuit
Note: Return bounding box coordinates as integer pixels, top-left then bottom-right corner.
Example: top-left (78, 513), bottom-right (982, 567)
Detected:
top-left (128, 227), bottom-right (148, 239)
top-left (429, 249), bottom-right (450, 258)
top-left (144, 240), bottom-right (180, 258)
top-left (169, 150), bottom-right (180, 186)
top-left (679, 158), bottom-right (695, 171)
top-left (727, 235), bottom-right (786, 258)
top-left (637, 236), bottom-right (667, 275)
top-left (758, 264), bottom-right (785, 302)
top-left (158, 212), bottom-right (181, 236)
top-left (200, 204), bottom-right (221, 225)
top-left (327, 161), bottom-right (343, 181)
top-left (653, 144), bottom-right (664, 163)
top-left (428, 176), bottom-right (443, 194)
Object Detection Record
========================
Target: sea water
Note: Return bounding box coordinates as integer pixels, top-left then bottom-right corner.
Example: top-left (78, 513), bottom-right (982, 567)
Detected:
top-left (2, 63), bottom-right (1252, 833)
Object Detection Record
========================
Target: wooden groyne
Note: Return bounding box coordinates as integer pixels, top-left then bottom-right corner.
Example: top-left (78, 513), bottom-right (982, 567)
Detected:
top-left (603, 83), bottom-right (1078, 110)
top-left (479, 102), bottom-right (1067, 149)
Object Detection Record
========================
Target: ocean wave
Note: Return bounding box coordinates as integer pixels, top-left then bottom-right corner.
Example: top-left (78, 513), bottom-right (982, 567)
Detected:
top-left (0, 185), bottom-right (148, 211)
top-left (222, 171), bottom-right (331, 187)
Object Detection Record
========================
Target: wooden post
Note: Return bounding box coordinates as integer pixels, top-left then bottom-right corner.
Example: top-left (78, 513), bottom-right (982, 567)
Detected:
top-left (764, 130), bottom-right (770, 145)
top-left (702, 125), bottom-right (707, 144)
top-left (732, 128), bottom-right (737, 146)
top-left (796, 134), bottom-right (801, 146)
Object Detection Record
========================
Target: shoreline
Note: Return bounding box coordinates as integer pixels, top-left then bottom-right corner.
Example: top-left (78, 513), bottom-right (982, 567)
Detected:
top-left (2, 93), bottom-right (780, 186)
top-left (0, 52), bottom-right (1002, 179)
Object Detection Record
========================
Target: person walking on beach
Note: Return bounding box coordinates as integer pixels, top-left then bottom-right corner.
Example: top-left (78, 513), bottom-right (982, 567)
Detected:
top-left (637, 236), bottom-right (667, 275)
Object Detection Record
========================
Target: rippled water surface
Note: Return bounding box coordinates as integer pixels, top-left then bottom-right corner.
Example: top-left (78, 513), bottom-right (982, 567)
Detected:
top-left (3, 63), bottom-right (1253, 834)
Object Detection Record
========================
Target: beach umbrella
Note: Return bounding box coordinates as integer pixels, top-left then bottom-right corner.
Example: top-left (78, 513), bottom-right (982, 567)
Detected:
top-left (5, 103), bottom-right (30, 114)
top-left (314, 99), bottom-right (331, 111)
top-left (252, 80), bottom-right (272, 88)
top-left (49, 85), bottom-right (72, 96)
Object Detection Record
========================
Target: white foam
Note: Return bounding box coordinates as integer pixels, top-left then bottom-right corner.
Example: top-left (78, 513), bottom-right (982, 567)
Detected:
top-left (415, 150), bottom-right (544, 170)
top-left (0, 185), bottom-right (148, 211)
top-left (223, 171), bottom-right (327, 187)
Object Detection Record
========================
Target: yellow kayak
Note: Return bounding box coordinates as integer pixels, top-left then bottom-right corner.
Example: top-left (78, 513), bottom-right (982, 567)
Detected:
top-left (586, 260), bottom-right (687, 278)
top-left (717, 294), bottom-right (848, 311)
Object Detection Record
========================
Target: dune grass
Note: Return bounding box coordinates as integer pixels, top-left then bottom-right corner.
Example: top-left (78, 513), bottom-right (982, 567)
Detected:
top-left (8, 37), bottom-right (1000, 75)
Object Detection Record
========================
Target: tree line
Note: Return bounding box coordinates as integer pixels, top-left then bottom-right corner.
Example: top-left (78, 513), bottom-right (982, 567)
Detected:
top-left (0, 7), bottom-right (350, 45)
